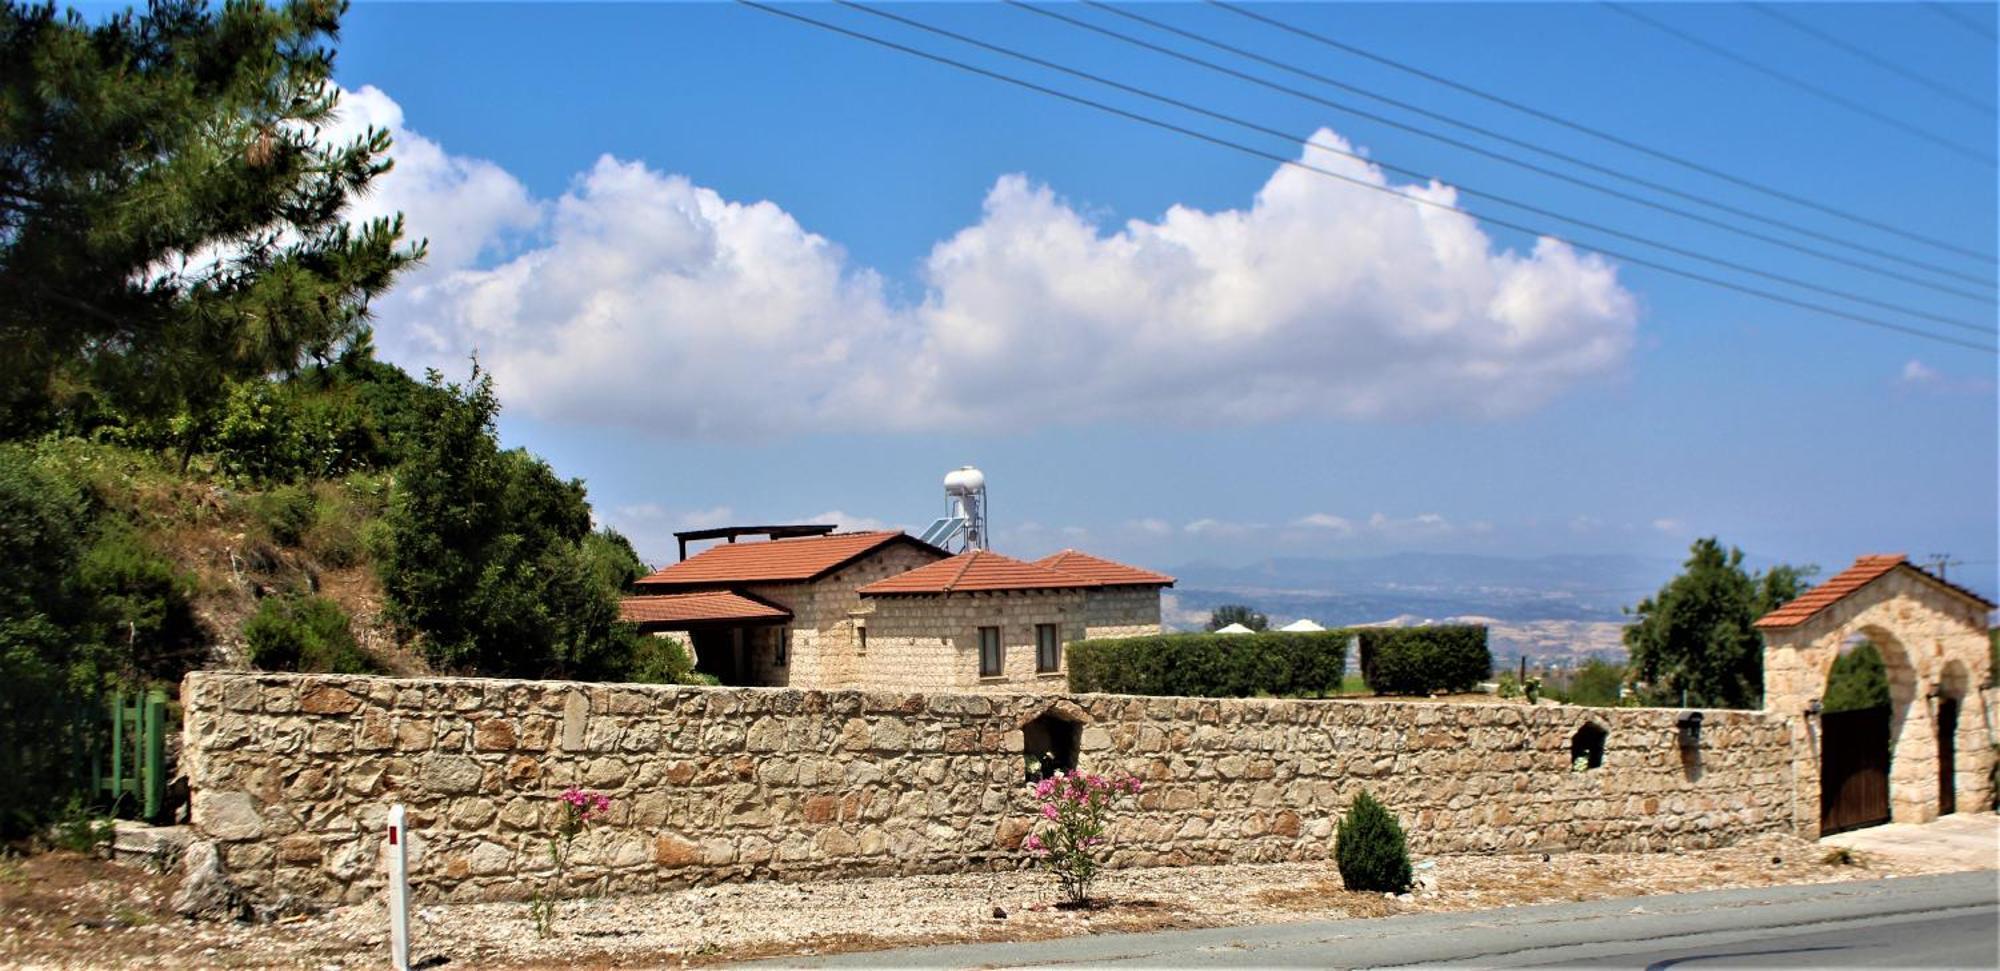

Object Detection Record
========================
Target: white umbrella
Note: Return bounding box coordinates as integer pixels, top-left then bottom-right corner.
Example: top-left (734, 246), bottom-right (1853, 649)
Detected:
top-left (1278, 619), bottom-right (1325, 632)
top-left (1213, 622), bottom-right (1255, 634)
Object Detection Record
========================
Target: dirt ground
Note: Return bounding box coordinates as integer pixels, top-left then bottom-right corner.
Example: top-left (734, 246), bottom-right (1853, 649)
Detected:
top-left (1, 830), bottom-right (1990, 970)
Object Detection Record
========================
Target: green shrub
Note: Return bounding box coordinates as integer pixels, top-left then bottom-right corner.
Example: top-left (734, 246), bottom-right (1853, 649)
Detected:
top-left (622, 631), bottom-right (698, 685)
top-left (1335, 789), bottom-right (1412, 893)
top-left (1357, 625), bottom-right (1491, 695)
top-left (243, 595), bottom-right (377, 674)
top-left (1066, 630), bottom-right (1348, 697)
top-left (249, 485), bottom-right (316, 547)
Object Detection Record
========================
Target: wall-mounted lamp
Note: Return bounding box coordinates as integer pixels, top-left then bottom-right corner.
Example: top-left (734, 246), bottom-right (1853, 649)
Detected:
top-left (1805, 698), bottom-right (1823, 720)
top-left (1676, 711), bottom-right (1704, 749)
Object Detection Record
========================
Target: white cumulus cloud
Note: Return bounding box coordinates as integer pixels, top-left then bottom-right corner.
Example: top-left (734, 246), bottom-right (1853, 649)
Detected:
top-left (347, 87), bottom-right (1639, 437)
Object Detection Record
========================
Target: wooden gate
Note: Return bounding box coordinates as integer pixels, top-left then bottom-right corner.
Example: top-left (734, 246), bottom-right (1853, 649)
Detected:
top-left (1937, 698), bottom-right (1958, 816)
top-left (1819, 705), bottom-right (1891, 835)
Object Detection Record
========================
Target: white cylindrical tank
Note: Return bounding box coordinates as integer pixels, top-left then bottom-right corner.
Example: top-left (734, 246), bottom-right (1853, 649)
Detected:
top-left (943, 465), bottom-right (985, 495)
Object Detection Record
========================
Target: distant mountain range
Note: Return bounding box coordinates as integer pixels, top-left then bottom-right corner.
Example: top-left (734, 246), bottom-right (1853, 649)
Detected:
top-left (1162, 552), bottom-right (1690, 666)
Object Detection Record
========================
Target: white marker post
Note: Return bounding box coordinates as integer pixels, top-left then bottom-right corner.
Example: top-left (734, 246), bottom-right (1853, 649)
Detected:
top-left (386, 803), bottom-right (411, 971)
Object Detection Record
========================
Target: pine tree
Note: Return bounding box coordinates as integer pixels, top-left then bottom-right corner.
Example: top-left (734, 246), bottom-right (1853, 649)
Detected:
top-left (1335, 789), bottom-right (1412, 893)
top-left (1, 0), bottom-right (420, 437)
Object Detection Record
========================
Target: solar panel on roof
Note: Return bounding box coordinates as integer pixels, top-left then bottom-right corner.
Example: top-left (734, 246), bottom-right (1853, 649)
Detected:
top-left (919, 516), bottom-right (966, 548)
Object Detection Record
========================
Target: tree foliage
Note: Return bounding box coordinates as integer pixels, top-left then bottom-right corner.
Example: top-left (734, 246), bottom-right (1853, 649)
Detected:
top-left (0, 0), bottom-right (420, 436)
top-left (1623, 538), bottom-right (1812, 709)
top-left (381, 365), bottom-right (658, 680)
top-left (1560, 658), bottom-right (1628, 707)
top-left (1822, 641), bottom-right (1890, 713)
top-left (1205, 604), bottom-right (1268, 632)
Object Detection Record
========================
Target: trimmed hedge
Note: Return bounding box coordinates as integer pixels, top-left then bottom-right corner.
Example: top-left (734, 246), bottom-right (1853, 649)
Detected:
top-left (1357, 625), bottom-right (1491, 695)
top-left (1066, 630), bottom-right (1349, 698)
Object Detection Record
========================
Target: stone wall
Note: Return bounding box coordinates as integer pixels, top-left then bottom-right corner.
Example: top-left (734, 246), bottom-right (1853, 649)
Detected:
top-left (1080, 586), bottom-right (1165, 640)
top-left (1761, 566), bottom-right (1995, 833)
top-left (181, 672), bottom-right (1798, 908)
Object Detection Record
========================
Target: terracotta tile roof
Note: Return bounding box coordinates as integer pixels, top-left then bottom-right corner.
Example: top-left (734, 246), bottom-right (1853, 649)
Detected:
top-left (1751, 553), bottom-right (1997, 629)
top-left (619, 591), bottom-right (791, 626)
top-left (858, 550), bottom-right (1103, 596)
top-left (1034, 549), bottom-right (1175, 587)
top-left (633, 531), bottom-right (939, 590)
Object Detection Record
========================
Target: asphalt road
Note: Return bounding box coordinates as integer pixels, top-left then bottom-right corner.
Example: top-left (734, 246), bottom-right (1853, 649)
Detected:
top-left (743, 870), bottom-right (1999, 969)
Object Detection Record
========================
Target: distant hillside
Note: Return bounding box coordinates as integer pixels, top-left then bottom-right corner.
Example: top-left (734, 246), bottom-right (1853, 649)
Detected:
top-left (1163, 552), bottom-right (1687, 666)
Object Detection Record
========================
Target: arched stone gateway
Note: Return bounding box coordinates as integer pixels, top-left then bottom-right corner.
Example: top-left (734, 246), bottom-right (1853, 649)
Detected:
top-left (1759, 554), bottom-right (1995, 836)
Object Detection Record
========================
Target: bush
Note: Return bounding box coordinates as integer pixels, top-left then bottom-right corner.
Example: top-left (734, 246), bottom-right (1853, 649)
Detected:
top-left (1335, 789), bottom-right (1412, 893)
top-left (622, 631), bottom-right (697, 685)
top-left (243, 594), bottom-right (377, 674)
top-left (1357, 625), bottom-right (1491, 695)
top-left (1066, 630), bottom-right (1349, 697)
top-left (249, 485), bottom-right (316, 547)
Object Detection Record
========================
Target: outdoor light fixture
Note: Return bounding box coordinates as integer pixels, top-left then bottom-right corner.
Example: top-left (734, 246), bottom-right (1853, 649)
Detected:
top-left (1676, 711), bottom-right (1704, 749)
top-left (1805, 698), bottom-right (1823, 720)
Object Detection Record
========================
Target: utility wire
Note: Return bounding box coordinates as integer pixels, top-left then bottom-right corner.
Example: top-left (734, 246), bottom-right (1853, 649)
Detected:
top-left (1208, 0), bottom-right (1998, 263)
top-left (738, 1), bottom-right (1997, 354)
top-left (1018, 0), bottom-right (1995, 302)
top-left (1749, 4), bottom-right (1995, 115)
top-left (1606, 3), bottom-right (1995, 166)
top-left (843, 0), bottom-right (1992, 334)
top-left (1925, 2), bottom-right (1998, 43)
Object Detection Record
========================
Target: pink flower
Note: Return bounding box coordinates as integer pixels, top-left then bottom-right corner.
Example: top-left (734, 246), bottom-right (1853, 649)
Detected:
top-left (1041, 804), bottom-right (1059, 821)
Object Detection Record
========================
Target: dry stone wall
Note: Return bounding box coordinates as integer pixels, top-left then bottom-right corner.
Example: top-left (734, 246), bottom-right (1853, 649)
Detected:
top-left (181, 672), bottom-right (1797, 908)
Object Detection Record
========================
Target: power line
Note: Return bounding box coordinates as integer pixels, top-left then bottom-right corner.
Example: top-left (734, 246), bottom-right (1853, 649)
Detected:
top-left (1208, 0), bottom-right (1997, 263)
top-left (1925, 2), bottom-right (1998, 43)
top-left (1015, 0), bottom-right (1995, 303)
top-left (738, 1), bottom-right (1998, 355)
top-left (843, 0), bottom-right (1992, 335)
top-left (1606, 3), bottom-right (1995, 166)
top-left (1749, 4), bottom-right (1995, 115)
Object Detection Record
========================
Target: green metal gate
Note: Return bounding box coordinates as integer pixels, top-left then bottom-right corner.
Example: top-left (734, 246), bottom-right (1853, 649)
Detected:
top-left (97, 688), bottom-right (170, 822)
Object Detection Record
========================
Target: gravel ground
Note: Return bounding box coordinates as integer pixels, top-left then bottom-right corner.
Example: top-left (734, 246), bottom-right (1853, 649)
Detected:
top-left (2, 830), bottom-right (1990, 970)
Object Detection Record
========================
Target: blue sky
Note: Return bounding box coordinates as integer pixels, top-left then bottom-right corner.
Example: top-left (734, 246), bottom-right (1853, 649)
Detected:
top-left (322, 2), bottom-right (1996, 597)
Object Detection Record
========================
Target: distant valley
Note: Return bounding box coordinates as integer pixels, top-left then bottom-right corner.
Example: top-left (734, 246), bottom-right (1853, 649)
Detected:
top-left (1161, 552), bottom-right (1686, 667)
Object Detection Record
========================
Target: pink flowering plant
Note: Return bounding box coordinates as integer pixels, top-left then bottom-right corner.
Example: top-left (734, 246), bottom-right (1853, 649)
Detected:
top-left (1022, 768), bottom-right (1142, 906)
top-left (528, 787), bottom-right (613, 936)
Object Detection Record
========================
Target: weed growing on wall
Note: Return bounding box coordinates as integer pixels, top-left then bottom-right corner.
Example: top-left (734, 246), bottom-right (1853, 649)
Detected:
top-left (528, 787), bottom-right (611, 936)
top-left (1022, 770), bottom-right (1141, 906)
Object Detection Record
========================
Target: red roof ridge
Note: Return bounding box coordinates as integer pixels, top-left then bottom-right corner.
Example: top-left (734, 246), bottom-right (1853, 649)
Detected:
top-left (634, 530), bottom-right (943, 590)
top-left (1752, 552), bottom-right (1993, 630)
top-left (1033, 548), bottom-right (1175, 587)
top-left (858, 549), bottom-right (1103, 596)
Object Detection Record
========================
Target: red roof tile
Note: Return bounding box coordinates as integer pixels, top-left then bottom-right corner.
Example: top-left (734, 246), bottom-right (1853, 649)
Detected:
top-left (633, 531), bottom-right (940, 590)
top-left (1747, 553), bottom-right (2000, 630)
top-left (858, 549), bottom-right (1102, 596)
top-left (1034, 549), bottom-right (1175, 587)
top-left (619, 591), bottom-right (791, 626)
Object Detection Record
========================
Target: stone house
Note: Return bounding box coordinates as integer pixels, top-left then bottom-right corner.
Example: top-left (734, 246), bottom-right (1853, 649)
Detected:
top-left (617, 529), bottom-right (1172, 691)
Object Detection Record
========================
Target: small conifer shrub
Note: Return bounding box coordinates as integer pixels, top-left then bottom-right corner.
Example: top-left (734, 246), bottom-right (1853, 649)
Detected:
top-left (1335, 789), bottom-right (1412, 893)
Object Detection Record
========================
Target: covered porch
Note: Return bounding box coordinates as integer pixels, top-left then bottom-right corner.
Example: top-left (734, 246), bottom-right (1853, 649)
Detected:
top-left (619, 590), bottom-right (793, 687)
